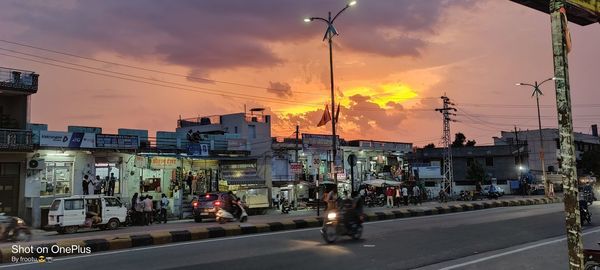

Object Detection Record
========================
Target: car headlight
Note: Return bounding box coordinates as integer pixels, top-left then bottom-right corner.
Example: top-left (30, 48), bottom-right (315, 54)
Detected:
top-left (16, 218), bottom-right (25, 225)
top-left (327, 212), bottom-right (337, 220)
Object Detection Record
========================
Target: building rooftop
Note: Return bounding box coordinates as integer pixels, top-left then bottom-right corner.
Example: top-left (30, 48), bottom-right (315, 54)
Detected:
top-left (0, 67), bottom-right (39, 93)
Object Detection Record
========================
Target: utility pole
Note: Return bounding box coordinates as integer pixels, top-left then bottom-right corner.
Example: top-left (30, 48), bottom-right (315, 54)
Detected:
top-left (514, 126), bottom-right (523, 187)
top-left (435, 95), bottom-right (457, 196)
top-left (294, 125), bottom-right (299, 210)
top-left (550, 1), bottom-right (582, 268)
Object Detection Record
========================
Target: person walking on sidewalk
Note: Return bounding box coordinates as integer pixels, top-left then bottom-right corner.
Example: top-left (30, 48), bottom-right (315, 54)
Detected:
top-left (386, 187), bottom-right (394, 208)
top-left (402, 185), bottom-right (409, 206)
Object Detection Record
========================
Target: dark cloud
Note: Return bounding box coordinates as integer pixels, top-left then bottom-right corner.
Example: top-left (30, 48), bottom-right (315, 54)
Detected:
top-left (267, 81), bottom-right (293, 98)
top-left (1, 0), bottom-right (477, 77)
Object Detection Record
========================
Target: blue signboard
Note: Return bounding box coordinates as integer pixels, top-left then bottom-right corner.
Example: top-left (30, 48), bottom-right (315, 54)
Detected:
top-left (96, 134), bottom-right (139, 149)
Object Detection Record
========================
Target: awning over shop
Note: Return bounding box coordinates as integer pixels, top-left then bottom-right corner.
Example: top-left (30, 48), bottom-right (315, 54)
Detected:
top-left (362, 179), bottom-right (402, 187)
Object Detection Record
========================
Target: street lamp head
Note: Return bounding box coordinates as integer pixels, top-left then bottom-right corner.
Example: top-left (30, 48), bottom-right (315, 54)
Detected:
top-left (551, 77), bottom-right (557, 81)
top-left (516, 83), bottom-right (523, 86)
top-left (304, 18), bottom-right (312, 23)
top-left (349, 1), bottom-right (357, 6)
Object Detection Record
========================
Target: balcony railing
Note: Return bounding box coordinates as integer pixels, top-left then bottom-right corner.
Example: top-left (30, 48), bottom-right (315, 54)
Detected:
top-left (0, 128), bottom-right (33, 151)
top-left (178, 115), bottom-right (221, 128)
top-left (0, 67), bottom-right (39, 93)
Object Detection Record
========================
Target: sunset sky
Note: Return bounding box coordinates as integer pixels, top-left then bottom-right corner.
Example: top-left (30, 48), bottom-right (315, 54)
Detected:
top-left (0, 0), bottom-right (598, 147)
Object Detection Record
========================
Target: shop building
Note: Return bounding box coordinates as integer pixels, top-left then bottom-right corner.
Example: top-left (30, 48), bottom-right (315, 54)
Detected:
top-left (0, 67), bottom-right (38, 220)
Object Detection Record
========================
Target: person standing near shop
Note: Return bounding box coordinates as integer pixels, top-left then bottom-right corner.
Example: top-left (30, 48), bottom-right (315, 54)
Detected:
top-left (191, 174), bottom-right (198, 196)
top-left (386, 187), bottom-right (394, 208)
top-left (159, 193), bottom-right (169, 224)
top-left (143, 195), bottom-right (154, 225)
top-left (93, 175), bottom-right (103, 195)
top-left (108, 173), bottom-right (116, 196)
top-left (186, 172), bottom-right (193, 195)
top-left (413, 185), bottom-right (422, 205)
top-left (395, 187), bottom-right (401, 207)
top-left (402, 185), bottom-right (409, 206)
top-left (82, 175), bottom-right (90, 195)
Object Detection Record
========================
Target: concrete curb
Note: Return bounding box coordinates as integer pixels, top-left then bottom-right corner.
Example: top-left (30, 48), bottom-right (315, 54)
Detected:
top-left (0, 197), bottom-right (564, 264)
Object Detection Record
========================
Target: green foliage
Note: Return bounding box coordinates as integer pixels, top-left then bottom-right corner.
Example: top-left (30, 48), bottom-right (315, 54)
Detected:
top-left (424, 143), bottom-right (435, 149)
top-left (579, 149), bottom-right (600, 176)
top-left (466, 160), bottom-right (487, 183)
top-left (466, 140), bottom-right (476, 147)
top-left (452, 133), bottom-right (466, 147)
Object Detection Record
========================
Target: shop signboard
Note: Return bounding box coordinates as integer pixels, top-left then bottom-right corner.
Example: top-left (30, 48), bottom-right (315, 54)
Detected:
top-left (150, 157), bottom-right (178, 169)
top-left (96, 134), bottom-right (139, 149)
top-left (302, 133), bottom-right (339, 150)
top-left (39, 131), bottom-right (96, 148)
top-left (290, 162), bottom-right (302, 174)
top-left (188, 143), bottom-right (209, 157)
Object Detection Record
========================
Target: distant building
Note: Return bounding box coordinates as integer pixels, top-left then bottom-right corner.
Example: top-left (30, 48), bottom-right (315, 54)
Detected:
top-left (494, 127), bottom-right (600, 184)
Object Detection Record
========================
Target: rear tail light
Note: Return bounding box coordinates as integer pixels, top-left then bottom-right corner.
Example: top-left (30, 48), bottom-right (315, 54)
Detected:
top-left (214, 201), bottom-right (221, 206)
top-left (192, 202), bottom-right (198, 207)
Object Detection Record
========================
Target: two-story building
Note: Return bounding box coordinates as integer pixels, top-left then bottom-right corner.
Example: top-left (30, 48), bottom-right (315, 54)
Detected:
top-left (0, 67), bottom-right (38, 220)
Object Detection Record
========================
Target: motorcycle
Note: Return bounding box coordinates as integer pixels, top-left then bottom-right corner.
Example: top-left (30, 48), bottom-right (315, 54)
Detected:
top-left (0, 213), bottom-right (32, 242)
top-left (458, 191), bottom-right (472, 201)
top-left (581, 200), bottom-right (592, 226)
top-left (364, 194), bottom-right (385, 207)
top-left (320, 201), bottom-right (363, 244)
top-left (584, 243), bottom-right (600, 270)
top-left (215, 200), bottom-right (248, 224)
top-left (281, 200), bottom-right (291, 214)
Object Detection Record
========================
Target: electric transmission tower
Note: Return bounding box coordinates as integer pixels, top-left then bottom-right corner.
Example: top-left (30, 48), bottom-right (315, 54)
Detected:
top-left (435, 95), bottom-right (457, 196)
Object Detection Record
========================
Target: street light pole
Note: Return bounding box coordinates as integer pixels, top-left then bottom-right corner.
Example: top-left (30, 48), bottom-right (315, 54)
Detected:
top-left (516, 77), bottom-right (555, 197)
top-left (305, 1), bottom-right (356, 189)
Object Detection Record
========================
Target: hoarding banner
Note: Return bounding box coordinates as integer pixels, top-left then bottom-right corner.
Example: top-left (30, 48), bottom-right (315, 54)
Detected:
top-left (134, 156), bottom-right (148, 168)
top-left (96, 134), bottom-right (139, 149)
top-left (40, 131), bottom-right (96, 148)
top-left (302, 133), bottom-right (339, 150)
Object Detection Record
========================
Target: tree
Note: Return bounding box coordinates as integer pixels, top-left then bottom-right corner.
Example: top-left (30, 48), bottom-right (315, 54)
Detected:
top-left (452, 132), bottom-right (466, 147)
top-left (424, 143), bottom-right (435, 149)
top-left (466, 140), bottom-right (476, 147)
top-left (579, 149), bottom-right (600, 176)
top-left (466, 160), bottom-right (487, 184)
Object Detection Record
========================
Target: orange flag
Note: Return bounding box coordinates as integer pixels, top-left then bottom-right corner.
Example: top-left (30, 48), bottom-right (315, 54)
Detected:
top-left (317, 104), bottom-right (332, 127)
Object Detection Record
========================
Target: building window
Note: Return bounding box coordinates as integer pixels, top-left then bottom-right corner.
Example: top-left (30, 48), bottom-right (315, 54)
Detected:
top-left (556, 139), bottom-right (560, 149)
top-left (234, 126), bottom-right (238, 134)
top-left (249, 125), bottom-right (257, 139)
top-left (41, 162), bottom-right (73, 197)
top-left (467, 158), bottom-right (474, 167)
top-left (485, 157), bottom-right (493, 167)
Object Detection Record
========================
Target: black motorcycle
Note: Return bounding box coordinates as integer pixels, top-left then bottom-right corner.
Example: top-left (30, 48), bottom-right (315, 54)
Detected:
top-left (281, 200), bottom-right (291, 214)
top-left (320, 201), bottom-right (363, 244)
top-left (0, 213), bottom-right (32, 242)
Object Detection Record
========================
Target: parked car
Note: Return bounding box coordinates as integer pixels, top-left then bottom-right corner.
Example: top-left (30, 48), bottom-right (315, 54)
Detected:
top-left (47, 195), bottom-right (127, 234)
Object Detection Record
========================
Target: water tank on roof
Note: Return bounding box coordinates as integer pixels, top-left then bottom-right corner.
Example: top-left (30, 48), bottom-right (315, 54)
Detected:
top-left (200, 117), bottom-right (211, 125)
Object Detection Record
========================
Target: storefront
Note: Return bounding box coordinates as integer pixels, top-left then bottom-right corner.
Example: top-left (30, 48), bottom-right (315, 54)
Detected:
top-left (219, 160), bottom-right (269, 209)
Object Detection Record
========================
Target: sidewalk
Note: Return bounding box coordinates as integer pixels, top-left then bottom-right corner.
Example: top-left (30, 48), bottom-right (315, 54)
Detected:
top-left (0, 195), bottom-right (561, 263)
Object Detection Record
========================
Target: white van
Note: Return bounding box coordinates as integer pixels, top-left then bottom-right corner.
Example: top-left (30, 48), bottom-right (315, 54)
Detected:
top-left (47, 195), bottom-right (127, 234)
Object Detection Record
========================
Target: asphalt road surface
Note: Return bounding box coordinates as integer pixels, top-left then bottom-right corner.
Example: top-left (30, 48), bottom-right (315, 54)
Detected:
top-left (3, 203), bottom-right (599, 270)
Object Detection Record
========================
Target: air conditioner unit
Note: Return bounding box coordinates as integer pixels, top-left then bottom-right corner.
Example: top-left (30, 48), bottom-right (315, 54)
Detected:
top-left (27, 159), bottom-right (45, 170)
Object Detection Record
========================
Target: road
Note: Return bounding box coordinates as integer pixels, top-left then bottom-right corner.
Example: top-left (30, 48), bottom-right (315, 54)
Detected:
top-left (2, 202), bottom-right (598, 270)
top-left (0, 196), bottom-right (531, 247)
